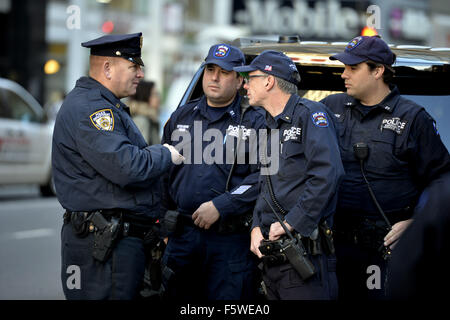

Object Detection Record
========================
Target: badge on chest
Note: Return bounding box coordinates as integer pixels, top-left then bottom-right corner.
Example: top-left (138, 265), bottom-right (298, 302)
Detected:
top-left (380, 117), bottom-right (407, 134)
top-left (283, 126), bottom-right (302, 142)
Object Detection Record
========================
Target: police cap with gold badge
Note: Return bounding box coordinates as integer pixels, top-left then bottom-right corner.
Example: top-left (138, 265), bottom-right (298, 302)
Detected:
top-left (81, 32), bottom-right (144, 66)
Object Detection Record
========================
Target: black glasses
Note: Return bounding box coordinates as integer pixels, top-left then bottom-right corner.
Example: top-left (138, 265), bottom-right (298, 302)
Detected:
top-left (244, 74), bottom-right (269, 84)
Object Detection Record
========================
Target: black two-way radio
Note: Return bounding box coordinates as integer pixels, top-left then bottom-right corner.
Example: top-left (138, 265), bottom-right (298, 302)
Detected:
top-left (258, 135), bottom-right (316, 280)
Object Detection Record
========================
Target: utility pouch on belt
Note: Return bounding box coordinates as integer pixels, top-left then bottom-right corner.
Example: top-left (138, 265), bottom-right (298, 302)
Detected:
top-left (90, 211), bottom-right (121, 262)
top-left (163, 210), bottom-right (180, 234)
top-left (68, 212), bottom-right (90, 238)
top-left (320, 221), bottom-right (335, 255)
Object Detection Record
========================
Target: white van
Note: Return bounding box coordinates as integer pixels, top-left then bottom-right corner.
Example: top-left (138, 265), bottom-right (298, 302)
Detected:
top-left (0, 78), bottom-right (55, 196)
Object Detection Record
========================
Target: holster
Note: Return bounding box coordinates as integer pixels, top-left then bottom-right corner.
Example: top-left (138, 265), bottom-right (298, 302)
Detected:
top-left (163, 210), bottom-right (180, 235)
top-left (299, 222), bottom-right (336, 257)
top-left (140, 239), bottom-right (166, 300)
top-left (90, 211), bottom-right (122, 262)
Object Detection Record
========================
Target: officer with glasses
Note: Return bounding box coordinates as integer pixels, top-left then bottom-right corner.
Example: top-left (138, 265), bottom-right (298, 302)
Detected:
top-left (235, 50), bottom-right (344, 300)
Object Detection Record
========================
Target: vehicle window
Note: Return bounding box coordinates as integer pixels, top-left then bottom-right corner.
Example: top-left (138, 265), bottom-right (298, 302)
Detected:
top-left (0, 88), bottom-right (13, 119)
top-left (2, 88), bottom-right (40, 123)
top-left (403, 95), bottom-right (450, 151)
top-left (298, 89), bottom-right (343, 102)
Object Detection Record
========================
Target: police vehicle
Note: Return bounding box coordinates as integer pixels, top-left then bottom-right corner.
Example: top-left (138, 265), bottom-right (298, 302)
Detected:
top-left (178, 35), bottom-right (450, 150)
top-left (0, 78), bottom-right (55, 196)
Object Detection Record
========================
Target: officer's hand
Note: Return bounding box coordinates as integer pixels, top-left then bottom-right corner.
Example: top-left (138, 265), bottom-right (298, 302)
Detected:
top-left (384, 219), bottom-right (413, 249)
top-left (250, 227), bottom-right (264, 258)
top-left (163, 143), bottom-right (185, 165)
top-left (192, 201), bottom-right (220, 229)
top-left (269, 220), bottom-right (294, 241)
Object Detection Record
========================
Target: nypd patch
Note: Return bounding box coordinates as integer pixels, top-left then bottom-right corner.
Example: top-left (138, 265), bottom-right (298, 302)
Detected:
top-left (214, 45), bottom-right (230, 58)
top-left (346, 36), bottom-right (363, 51)
top-left (433, 121), bottom-right (439, 136)
top-left (311, 112), bottom-right (329, 127)
top-left (90, 109), bottom-right (114, 131)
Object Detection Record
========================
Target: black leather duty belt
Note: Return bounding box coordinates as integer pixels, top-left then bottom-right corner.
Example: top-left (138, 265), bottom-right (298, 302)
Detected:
top-left (64, 210), bottom-right (157, 240)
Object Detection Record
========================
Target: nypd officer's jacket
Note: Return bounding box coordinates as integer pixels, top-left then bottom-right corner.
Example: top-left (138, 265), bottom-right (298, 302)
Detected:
top-left (52, 76), bottom-right (172, 217)
top-left (253, 94), bottom-right (345, 238)
top-left (161, 94), bottom-right (266, 224)
top-left (321, 86), bottom-right (450, 219)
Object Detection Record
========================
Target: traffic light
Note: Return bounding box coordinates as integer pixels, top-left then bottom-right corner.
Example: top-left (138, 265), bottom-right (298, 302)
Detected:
top-left (101, 21), bottom-right (114, 34)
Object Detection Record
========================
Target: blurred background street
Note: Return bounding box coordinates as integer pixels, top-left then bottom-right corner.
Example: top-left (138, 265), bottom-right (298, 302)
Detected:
top-left (0, 0), bottom-right (449, 300)
top-left (0, 187), bottom-right (64, 299)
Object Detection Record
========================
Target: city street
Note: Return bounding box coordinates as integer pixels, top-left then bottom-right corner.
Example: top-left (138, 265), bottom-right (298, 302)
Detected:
top-left (0, 186), bottom-right (65, 300)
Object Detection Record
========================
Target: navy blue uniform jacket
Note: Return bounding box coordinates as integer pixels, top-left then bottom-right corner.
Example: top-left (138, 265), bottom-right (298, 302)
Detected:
top-left (161, 94), bottom-right (266, 222)
top-left (321, 87), bottom-right (450, 218)
top-left (253, 94), bottom-right (345, 237)
top-left (52, 77), bottom-right (172, 217)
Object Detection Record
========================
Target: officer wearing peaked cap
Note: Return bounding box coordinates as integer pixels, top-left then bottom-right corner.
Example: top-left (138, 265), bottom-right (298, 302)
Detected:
top-left (81, 33), bottom-right (145, 66)
top-left (52, 33), bottom-right (183, 300)
top-left (321, 35), bottom-right (450, 299)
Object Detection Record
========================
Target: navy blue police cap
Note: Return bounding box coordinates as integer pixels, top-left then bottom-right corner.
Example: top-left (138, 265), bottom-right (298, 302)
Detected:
top-left (234, 50), bottom-right (299, 85)
top-left (81, 32), bottom-right (144, 66)
top-left (330, 35), bottom-right (395, 66)
top-left (202, 44), bottom-right (245, 71)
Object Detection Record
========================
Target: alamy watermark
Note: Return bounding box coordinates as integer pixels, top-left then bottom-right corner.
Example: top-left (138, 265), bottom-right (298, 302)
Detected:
top-left (66, 5), bottom-right (81, 30)
top-left (366, 264), bottom-right (382, 290)
top-left (366, 5), bottom-right (381, 30)
top-left (66, 265), bottom-right (81, 290)
top-left (171, 123), bottom-right (280, 175)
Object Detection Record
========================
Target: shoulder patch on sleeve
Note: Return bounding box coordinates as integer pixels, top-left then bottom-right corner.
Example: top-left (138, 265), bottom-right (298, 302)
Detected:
top-left (311, 111), bottom-right (329, 128)
top-left (433, 120), bottom-right (439, 136)
top-left (90, 109), bottom-right (114, 131)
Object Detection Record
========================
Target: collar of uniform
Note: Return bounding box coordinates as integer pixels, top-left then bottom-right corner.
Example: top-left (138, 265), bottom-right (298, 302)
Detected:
top-left (198, 94), bottom-right (242, 123)
top-left (376, 85), bottom-right (401, 113)
top-left (266, 94), bottom-right (299, 128)
top-left (344, 85), bottom-right (400, 114)
top-left (79, 76), bottom-right (124, 109)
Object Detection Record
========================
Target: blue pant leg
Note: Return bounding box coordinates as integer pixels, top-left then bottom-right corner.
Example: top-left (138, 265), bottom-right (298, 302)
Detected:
top-left (161, 226), bottom-right (204, 300)
top-left (109, 236), bottom-right (146, 300)
top-left (61, 223), bottom-right (146, 300)
top-left (205, 233), bottom-right (258, 300)
top-left (61, 223), bottom-right (111, 299)
top-left (263, 253), bottom-right (337, 300)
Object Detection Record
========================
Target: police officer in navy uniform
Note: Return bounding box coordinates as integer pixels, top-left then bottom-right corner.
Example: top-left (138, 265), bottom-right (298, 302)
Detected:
top-left (320, 36), bottom-right (450, 299)
top-left (52, 33), bottom-right (183, 300)
top-left (160, 44), bottom-right (266, 300)
top-left (235, 50), bottom-right (345, 300)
